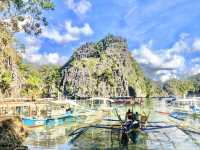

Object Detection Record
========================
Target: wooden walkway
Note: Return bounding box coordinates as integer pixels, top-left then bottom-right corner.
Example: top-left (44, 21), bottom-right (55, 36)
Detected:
top-left (145, 122), bottom-right (199, 150)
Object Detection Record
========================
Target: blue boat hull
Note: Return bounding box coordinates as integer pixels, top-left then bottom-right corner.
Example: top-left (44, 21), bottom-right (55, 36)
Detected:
top-left (22, 118), bottom-right (47, 127)
top-left (170, 112), bottom-right (188, 120)
top-left (46, 112), bottom-right (73, 126)
top-left (22, 112), bottom-right (73, 127)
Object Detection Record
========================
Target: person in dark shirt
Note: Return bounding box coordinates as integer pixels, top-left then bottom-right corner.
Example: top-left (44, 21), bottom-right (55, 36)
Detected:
top-left (125, 109), bottom-right (133, 121)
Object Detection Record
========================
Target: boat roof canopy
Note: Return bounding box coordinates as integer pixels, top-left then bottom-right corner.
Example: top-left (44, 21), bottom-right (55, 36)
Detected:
top-left (88, 97), bottom-right (115, 103)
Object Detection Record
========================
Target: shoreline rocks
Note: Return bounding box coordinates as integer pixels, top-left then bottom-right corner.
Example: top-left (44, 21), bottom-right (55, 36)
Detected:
top-left (0, 117), bottom-right (28, 150)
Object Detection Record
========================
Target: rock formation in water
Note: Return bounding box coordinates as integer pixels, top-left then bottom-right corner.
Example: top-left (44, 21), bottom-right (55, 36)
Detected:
top-left (60, 35), bottom-right (158, 98)
top-left (0, 117), bottom-right (28, 150)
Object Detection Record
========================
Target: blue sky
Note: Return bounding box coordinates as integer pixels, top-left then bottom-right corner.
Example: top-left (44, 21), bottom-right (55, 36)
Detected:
top-left (22, 0), bottom-right (200, 82)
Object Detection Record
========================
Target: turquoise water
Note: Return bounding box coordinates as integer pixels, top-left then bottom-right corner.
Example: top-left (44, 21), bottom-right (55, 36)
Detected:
top-left (23, 99), bottom-right (200, 150)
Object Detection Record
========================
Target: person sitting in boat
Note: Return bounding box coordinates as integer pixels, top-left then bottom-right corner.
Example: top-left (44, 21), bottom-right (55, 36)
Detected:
top-left (66, 107), bottom-right (71, 112)
top-left (128, 120), bottom-right (140, 144)
top-left (125, 109), bottom-right (133, 121)
top-left (133, 112), bottom-right (139, 122)
top-left (66, 107), bottom-right (73, 114)
top-left (140, 111), bottom-right (149, 129)
top-left (123, 116), bottom-right (140, 144)
top-left (123, 109), bottom-right (134, 132)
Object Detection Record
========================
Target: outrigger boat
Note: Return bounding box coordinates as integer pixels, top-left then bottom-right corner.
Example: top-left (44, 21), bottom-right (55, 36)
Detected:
top-left (191, 104), bottom-right (200, 114)
top-left (115, 109), bottom-right (150, 144)
top-left (22, 100), bottom-right (73, 127)
top-left (22, 117), bottom-right (47, 127)
top-left (169, 111), bottom-right (188, 120)
top-left (169, 98), bottom-right (200, 116)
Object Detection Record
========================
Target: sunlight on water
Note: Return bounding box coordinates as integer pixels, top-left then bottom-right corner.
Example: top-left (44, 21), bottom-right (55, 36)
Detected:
top-left (23, 99), bottom-right (200, 150)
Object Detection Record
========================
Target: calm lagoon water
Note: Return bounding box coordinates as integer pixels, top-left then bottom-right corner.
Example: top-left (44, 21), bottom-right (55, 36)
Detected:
top-left (23, 99), bottom-right (200, 150)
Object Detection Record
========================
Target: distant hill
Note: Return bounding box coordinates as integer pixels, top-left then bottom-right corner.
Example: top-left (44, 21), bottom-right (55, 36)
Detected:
top-left (60, 35), bottom-right (163, 98)
top-left (163, 79), bottom-right (195, 97)
top-left (162, 73), bottom-right (200, 97)
top-left (188, 73), bottom-right (200, 95)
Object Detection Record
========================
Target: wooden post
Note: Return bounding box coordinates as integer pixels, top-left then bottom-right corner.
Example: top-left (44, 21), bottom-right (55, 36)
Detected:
top-left (6, 104), bottom-right (8, 116)
top-left (29, 105), bottom-right (31, 117)
top-left (21, 106), bottom-right (23, 117)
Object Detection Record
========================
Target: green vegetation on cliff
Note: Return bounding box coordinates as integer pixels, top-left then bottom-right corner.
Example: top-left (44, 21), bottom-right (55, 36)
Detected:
top-left (60, 35), bottom-right (163, 98)
top-left (0, 0), bottom-right (56, 98)
top-left (18, 62), bottom-right (60, 98)
top-left (163, 79), bottom-right (195, 97)
top-left (188, 73), bottom-right (200, 95)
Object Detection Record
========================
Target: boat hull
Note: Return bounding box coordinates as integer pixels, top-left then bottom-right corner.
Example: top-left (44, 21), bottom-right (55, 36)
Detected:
top-left (169, 112), bottom-right (188, 120)
top-left (46, 113), bottom-right (73, 126)
top-left (22, 112), bottom-right (73, 127)
top-left (22, 118), bottom-right (46, 127)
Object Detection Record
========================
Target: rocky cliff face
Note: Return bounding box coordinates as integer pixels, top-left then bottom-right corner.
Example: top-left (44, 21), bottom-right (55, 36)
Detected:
top-left (60, 35), bottom-right (149, 98)
top-left (0, 25), bottom-right (22, 98)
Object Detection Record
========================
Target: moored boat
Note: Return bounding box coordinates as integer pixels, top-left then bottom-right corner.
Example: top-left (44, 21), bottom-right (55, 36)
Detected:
top-left (46, 111), bottom-right (73, 126)
top-left (156, 111), bottom-right (170, 115)
top-left (191, 104), bottom-right (200, 114)
top-left (169, 111), bottom-right (188, 120)
top-left (22, 100), bottom-right (74, 127)
top-left (170, 98), bottom-right (200, 116)
top-left (22, 117), bottom-right (47, 127)
top-left (22, 111), bottom-right (73, 127)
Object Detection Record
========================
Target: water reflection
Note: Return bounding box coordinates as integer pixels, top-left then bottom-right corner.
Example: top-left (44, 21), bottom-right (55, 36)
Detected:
top-left (24, 99), bottom-right (200, 150)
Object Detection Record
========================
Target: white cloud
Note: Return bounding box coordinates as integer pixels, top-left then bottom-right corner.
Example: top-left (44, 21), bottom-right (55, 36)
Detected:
top-left (156, 70), bottom-right (177, 82)
top-left (190, 64), bottom-right (200, 75)
top-left (23, 36), bottom-right (67, 65)
top-left (192, 38), bottom-right (200, 51)
top-left (132, 36), bottom-right (186, 82)
top-left (25, 36), bottom-right (41, 54)
top-left (42, 21), bottom-right (93, 44)
top-left (191, 57), bottom-right (200, 63)
top-left (168, 36), bottom-right (188, 54)
top-left (42, 28), bottom-right (78, 44)
top-left (65, 0), bottom-right (92, 16)
top-left (65, 21), bottom-right (93, 36)
top-left (133, 44), bottom-right (185, 70)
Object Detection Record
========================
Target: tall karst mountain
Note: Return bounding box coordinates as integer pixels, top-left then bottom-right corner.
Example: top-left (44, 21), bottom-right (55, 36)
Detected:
top-left (60, 35), bottom-right (161, 98)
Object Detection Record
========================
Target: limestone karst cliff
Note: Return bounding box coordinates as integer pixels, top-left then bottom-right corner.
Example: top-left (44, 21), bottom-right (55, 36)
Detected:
top-left (60, 35), bottom-right (158, 98)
